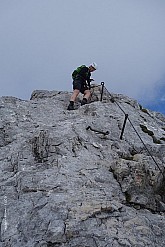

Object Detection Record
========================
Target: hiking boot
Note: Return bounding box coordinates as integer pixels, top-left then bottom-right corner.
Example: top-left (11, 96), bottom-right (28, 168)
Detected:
top-left (67, 102), bottom-right (74, 110)
top-left (81, 98), bottom-right (87, 106)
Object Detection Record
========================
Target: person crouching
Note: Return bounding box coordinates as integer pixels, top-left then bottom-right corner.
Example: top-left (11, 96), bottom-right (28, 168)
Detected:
top-left (67, 62), bottom-right (98, 110)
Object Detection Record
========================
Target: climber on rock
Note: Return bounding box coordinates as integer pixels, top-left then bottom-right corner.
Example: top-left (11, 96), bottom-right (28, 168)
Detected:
top-left (67, 62), bottom-right (98, 110)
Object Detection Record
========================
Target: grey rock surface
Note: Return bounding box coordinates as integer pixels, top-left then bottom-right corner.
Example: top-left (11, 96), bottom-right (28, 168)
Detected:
top-left (0, 85), bottom-right (165, 247)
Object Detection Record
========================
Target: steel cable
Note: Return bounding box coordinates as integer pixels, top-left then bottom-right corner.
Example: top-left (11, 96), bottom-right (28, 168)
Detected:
top-left (101, 83), bottom-right (164, 176)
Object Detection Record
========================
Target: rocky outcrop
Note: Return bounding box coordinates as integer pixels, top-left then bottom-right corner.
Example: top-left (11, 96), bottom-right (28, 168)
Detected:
top-left (0, 85), bottom-right (165, 247)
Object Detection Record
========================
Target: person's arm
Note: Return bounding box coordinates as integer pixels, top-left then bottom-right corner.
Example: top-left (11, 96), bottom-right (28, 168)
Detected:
top-left (86, 71), bottom-right (92, 89)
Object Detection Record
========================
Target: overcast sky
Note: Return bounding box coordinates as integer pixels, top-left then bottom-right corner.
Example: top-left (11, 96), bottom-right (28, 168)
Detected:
top-left (0, 0), bottom-right (165, 114)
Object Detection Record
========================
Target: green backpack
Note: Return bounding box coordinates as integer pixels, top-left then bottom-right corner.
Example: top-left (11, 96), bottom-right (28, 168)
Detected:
top-left (72, 65), bottom-right (86, 80)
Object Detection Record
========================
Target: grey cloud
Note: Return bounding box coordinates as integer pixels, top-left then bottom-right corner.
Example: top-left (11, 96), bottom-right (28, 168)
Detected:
top-left (0, 0), bottom-right (165, 109)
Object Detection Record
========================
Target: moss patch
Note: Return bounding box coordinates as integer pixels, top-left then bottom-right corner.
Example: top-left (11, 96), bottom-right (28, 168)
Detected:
top-left (125, 191), bottom-right (132, 202)
top-left (139, 105), bottom-right (151, 116)
top-left (156, 176), bottom-right (165, 203)
top-left (140, 124), bottom-right (162, 144)
top-left (140, 124), bottom-right (154, 136)
top-left (123, 156), bottom-right (134, 161)
top-left (152, 136), bottom-right (162, 144)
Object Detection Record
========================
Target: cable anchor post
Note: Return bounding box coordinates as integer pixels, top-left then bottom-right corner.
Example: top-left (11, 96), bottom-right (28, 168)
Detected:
top-left (120, 114), bottom-right (128, 140)
top-left (86, 126), bottom-right (109, 136)
top-left (100, 82), bottom-right (104, 101)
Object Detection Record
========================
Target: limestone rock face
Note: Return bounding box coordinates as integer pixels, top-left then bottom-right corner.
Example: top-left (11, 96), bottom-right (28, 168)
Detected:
top-left (0, 85), bottom-right (165, 247)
